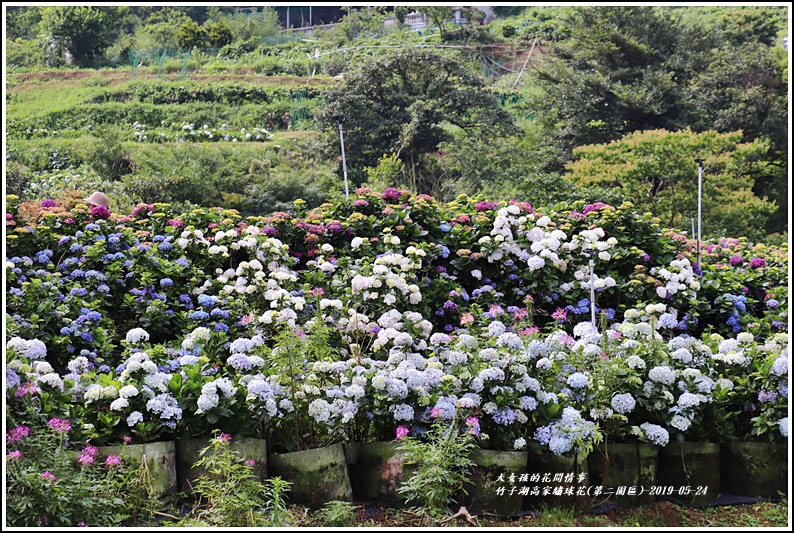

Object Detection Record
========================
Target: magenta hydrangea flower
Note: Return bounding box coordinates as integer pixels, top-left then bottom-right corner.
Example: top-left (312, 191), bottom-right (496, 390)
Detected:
top-left (382, 187), bottom-right (401, 201)
top-left (582, 202), bottom-right (607, 214)
top-left (6, 426), bottom-right (31, 443)
top-left (90, 205), bottom-right (111, 219)
top-left (41, 199), bottom-right (57, 208)
top-left (728, 255), bottom-right (744, 266)
top-left (47, 418), bottom-right (72, 433)
top-left (326, 221), bottom-right (344, 234)
top-left (475, 201), bottom-right (499, 212)
top-left (395, 425), bottom-right (410, 440)
top-left (749, 257), bottom-right (766, 268)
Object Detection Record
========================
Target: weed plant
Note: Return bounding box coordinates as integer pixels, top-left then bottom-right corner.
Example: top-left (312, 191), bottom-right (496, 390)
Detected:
top-left (396, 414), bottom-right (476, 518)
top-left (175, 431), bottom-right (292, 527)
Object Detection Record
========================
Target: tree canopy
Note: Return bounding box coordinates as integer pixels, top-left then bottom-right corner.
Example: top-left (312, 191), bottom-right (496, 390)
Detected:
top-left (39, 6), bottom-right (128, 66)
top-left (565, 129), bottom-right (776, 241)
top-left (315, 47), bottom-right (520, 194)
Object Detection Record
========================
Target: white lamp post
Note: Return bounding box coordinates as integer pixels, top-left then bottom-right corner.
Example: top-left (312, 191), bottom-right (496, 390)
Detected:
top-left (338, 119), bottom-right (350, 200)
top-left (695, 158), bottom-right (704, 267)
top-left (583, 248), bottom-right (597, 327)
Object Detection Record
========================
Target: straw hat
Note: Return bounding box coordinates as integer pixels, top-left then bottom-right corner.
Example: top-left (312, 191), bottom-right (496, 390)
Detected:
top-left (83, 191), bottom-right (109, 208)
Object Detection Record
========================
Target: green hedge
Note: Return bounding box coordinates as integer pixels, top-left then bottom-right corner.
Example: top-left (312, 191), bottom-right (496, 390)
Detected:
top-left (7, 100), bottom-right (319, 140)
top-left (85, 81), bottom-right (325, 105)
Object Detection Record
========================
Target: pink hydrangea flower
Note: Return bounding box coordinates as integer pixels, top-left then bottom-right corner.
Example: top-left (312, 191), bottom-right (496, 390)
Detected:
top-left (395, 425), bottom-right (410, 440)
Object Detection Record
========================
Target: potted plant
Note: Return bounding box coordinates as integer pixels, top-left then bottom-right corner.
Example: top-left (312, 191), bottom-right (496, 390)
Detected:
top-left (247, 324), bottom-right (353, 507)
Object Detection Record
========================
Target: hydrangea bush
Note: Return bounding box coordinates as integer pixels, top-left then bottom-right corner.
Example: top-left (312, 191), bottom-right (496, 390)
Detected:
top-left (5, 190), bottom-right (789, 455)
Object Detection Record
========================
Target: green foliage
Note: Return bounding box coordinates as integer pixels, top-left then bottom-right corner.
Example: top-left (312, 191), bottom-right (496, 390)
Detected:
top-left (119, 139), bottom-right (333, 215)
top-left (221, 8), bottom-right (281, 42)
top-left (175, 19), bottom-right (207, 50)
top-left (39, 6), bottom-right (129, 66)
top-left (76, 125), bottom-right (135, 181)
top-left (686, 43), bottom-right (787, 152)
top-left (6, 161), bottom-right (35, 198)
top-left (530, 6), bottom-right (690, 172)
top-left (6, 6), bottom-right (44, 41)
top-left (515, 7), bottom-right (573, 42)
top-left (677, 6), bottom-right (788, 48)
top-left (492, 6), bottom-right (529, 19)
top-left (566, 129), bottom-right (776, 241)
top-left (205, 20), bottom-right (233, 49)
top-left (397, 415), bottom-right (475, 516)
top-left (87, 80), bottom-right (325, 106)
top-left (683, 42), bottom-right (787, 235)
top-left (364, 153), bottom-right (404, 193)
top-left (133, 8), bottom-right (190, 51)
top-left (261, 324), bottom-right (348, 452)
top-left (333, 6), bottom-right (394, 42)
top-left (392, 6), bottom-right (410, 25)
top-left (240, 156), bottom-right (334, 218)
top-left (261, 477), bottom-right (293, 527)
top-left (501, 25), bottom-right (517, 38)
top-left (5, 37), bottom-right (46, 70)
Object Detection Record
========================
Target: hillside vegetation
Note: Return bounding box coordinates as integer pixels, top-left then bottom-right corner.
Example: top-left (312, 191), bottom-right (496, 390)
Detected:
top-left (5, 5), bottom-right (789, 241)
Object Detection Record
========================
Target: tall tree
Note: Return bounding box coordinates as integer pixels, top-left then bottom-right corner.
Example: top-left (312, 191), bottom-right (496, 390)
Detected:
top-left (39, 6), bottom-right (128, 66)
top-left (315, 47), bottom-right (519, 194)
top-left (530, 6), bottom-right (692, 173)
